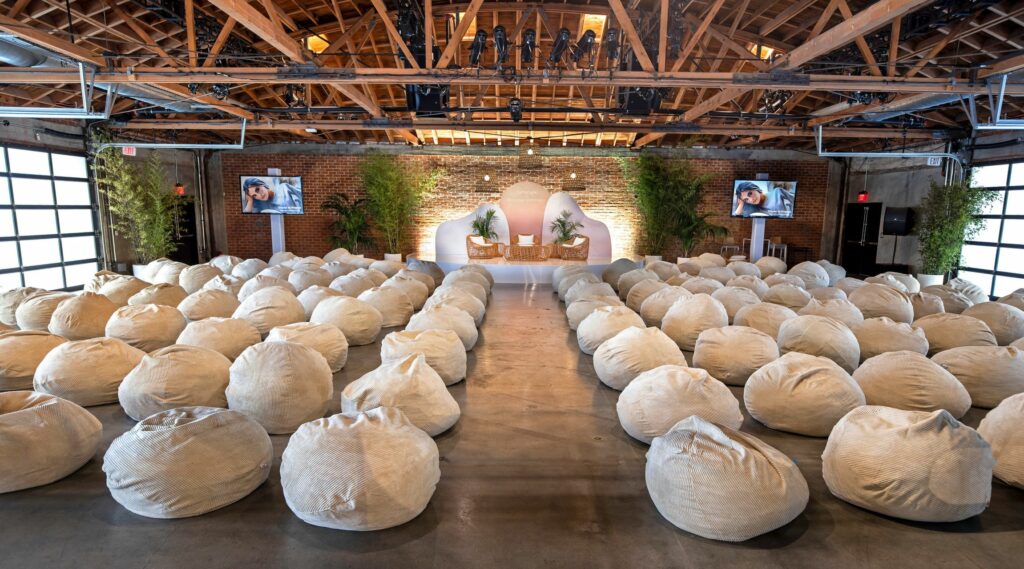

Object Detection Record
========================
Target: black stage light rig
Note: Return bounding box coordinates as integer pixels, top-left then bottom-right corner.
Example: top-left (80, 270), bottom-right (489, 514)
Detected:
top-left (469, 30), bottom-right (488, 67)
top-left (604, 28), bottom-right (620, 65)
top-left (493, 25), bottom-right (509, 68)
top-left (521, 28), bottom-right (537, 64)
top-left (508, 97), bottom-right (524, 123)
top-left (548, 27), bottom-right (572, 66)
top-left (571, 30), bottom-right (597, 65)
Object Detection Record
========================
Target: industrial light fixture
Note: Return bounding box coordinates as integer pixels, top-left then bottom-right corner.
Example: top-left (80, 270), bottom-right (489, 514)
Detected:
top-left (604, 28), bottom-right (620, 63)
top-left (469, 30), bottom-right (488, 66)
top-left (484, 174), bottom-right (491, 182)
top-left (571, 30), bottom-right (597, 64)
top-left (570, 172), bottom-right (577, 180)
top-left (304, 127), bottom-right (318, 133)
top-left (548, 28), bottom-right (571, 66)
top-left (527, 147), bottom-right (534, 156)
top-left (493, 26), bottom-right (509, 68)
top-left (521, 29), bottom-right (536, 63)
top-left (508, 97), bottom-right (523, 123)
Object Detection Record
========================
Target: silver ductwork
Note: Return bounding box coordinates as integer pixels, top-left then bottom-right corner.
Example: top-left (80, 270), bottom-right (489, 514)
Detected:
top-left (0, 33), bottom-right (198, 114)
top-left (860, 93), bottom-right (963, 123)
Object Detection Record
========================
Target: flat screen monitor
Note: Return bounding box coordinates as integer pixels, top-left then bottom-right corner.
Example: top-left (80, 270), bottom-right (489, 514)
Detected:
top-left (240, 175), bottom-right (304, 214)
top-left (731, 180), bottom-right (797, 219)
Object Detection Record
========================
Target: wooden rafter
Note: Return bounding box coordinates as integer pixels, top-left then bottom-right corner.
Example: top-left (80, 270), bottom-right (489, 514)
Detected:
top-left (437, 0), bottom-right (484, 69)
top-left (607, 0), bottom-right (654, 72)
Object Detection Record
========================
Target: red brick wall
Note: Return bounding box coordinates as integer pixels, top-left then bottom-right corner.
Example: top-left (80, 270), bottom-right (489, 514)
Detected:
top-left (220, 152), bottom-right (829, 262)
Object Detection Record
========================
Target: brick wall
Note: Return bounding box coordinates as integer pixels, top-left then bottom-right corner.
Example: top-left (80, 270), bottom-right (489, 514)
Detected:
top-left (220, 152), bottom-right (830, 262)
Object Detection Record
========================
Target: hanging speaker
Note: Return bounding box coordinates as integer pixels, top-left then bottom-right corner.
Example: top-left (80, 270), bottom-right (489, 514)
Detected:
top-left (882, 207), bottom-right (914, 236)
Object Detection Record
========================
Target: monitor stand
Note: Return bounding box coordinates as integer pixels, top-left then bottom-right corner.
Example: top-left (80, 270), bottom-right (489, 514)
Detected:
top-left (749, 217), bottom-right (765, 261)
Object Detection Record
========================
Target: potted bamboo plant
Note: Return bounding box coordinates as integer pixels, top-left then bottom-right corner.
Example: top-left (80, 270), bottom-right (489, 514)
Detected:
top-left (916, 179), bottom-right (997, 287)
top-left (321, 192), bottom-right (371, 253)
top-left (549, 210), bottom-right (584, 258)
top-left (471, 209), bottom-right (500, 241)
top-left (360, 152), bottom-right (440, 261)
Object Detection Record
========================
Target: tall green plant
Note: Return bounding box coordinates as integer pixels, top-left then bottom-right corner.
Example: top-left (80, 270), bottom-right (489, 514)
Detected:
top-left (93, 147), bottom-right (181, 263)
top-left (360, 152), bottom-right (440, 253)
top-left (471, 209), bottom-right (499, 240)
top-left (917, 179), bottom-right (997, 275)
top-left (549, 210), bottom-right (584, 244)
top-left (321, 192), bottom-right (371, 252)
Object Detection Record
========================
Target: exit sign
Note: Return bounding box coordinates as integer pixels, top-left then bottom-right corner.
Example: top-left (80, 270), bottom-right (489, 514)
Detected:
top-left (927, 156), bottom-right (942, 166)
top-left (121, 146), bottom-right (136, 156)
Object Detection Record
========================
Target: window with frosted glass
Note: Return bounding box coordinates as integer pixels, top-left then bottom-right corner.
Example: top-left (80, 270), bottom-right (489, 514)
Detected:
top-left (0, 145), bottom-right (99, 291)
top-left (960, 161), bottom-right (1024, 298)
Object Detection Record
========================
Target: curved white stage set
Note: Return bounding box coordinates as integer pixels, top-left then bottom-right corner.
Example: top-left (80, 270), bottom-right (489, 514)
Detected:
top-left (429, 182), bottom-right (613, 284)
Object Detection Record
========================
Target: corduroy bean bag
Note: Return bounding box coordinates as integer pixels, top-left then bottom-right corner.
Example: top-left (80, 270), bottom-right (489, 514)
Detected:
top-left (0, 391), bottom-right (102, 493)
top-left (565, 281), bottom-right (616, 306)
top-left (309, 296), bottom-right (383, 346)
top-left (853, 351), bottom-right (971, 417)
top-left (407, 304), bottom-right (479, 351)
top-left (567, 296), bottom-right (622, 330)
top-left (626, 279), bottom-right (669, 312)
top-left (594, 327), bottom-right (687, 390)
top-left (617, 365), bottom-right (742, 444)
top-left (269, 251), bottom-right (298, 266)
top-left (777, 315), bottom-right (860, 373)
top-left (913, 312), bottom-right (997, 355)
top-left (323, 248), bottom-right (350, 262)
top-left (281, 407), bottom-right (439, 531)
top-left (697, 252), bottom-right (727, 267)
top-left (34, 337), bottom-right (144, 407)
top-left (231, 258), bottom-right (269, 280)
top-left (646, 416), bottom-right (809, 542)
top-left (129, 283), bottom-right (188, 307)
top-left (238, 275), bottom-right (296, 301)
top-left (177, 289), bottom-right (240, 321)
top-left (822, 406), bottom-right (992, 522)
top-left (209, 255), bottom-right (241, 274)
top-left (865, 273), bottom-right (909, 292)
top-left (227, 342), bottom-right (333, 434)
top-left (445, 280), bottom-right (488, 307)
top-left (382, 276), bottom-right (430, 310)
top-left (755, 256), bottom-right (787, 277)
top-left (424, 286), bottom-right (486, 326)
top-left (922, 284), bottom-right (973, 314)
top-left (641, 260), bottom-right (676, 281)
top-left (602, 258), bottom-right (639, 290)
top-left (676, 260), bottom-right (702, 277)
top-left (881, 272), bottom-right (921, 293)
top-left (728, 261), bottom-right (761, 278)
top-left (787, 261), bottom-right (829, 289)
top-left (267, 322), bottom-right (349, 373)
top-left (369, 260), bottom-right (404, 278)
top-left (16, 291), bottom-right (74, 331)
top-left (692, 325), bottom-right (780, 386)
top-left (727, 275), bottom-right (769, 298)
top-left (744, 352), bottom-right (864, 436)
top-left (179, 264), bottom-right (223, 294)
top-left (288, 268), bottom-right (332, 293)
top-left (661, 293), bottom-right (729, 352)
top-left (977, 393), bottom-right (1024, 489)
top-left (639, 286), bottom-right (691, 326)
top-left (711, 286), bottom-right (761, 323)
top-left (458, 263), bottom-right (494, 287)
top-left (577, 305), bottom-right (645, 355)
top-left (138, 258), bottom-right (170, 282)
top-left (559, 271), bottom-right (601, 302)
top-left (381, 329), bottom-right (466, 386)
top-left (835, 277), bottom-right (867, 296)
top-left (998, 289), bottom-right (1024, 311)
top-left (933, 346), bottom-right (1024, 408)
top-left (322, 261), bottom-right (357, 280)
top-left (118, 345), bottom-right (231, 421)
top-left (809, 287), bottom-right (848, 301)
top-left (342, 354), bottom-right (460, 436)
top-left (395, 268), bottom-right (436, 294)
top-left (618, 269), bottom-right (661, 301)
top-left (259, 266), bottom-right (292, 282)
top-left (231, 286), bottom-right (305, 338)
top-left (681, 276), bottom-right (724, 295)
top-left (798, 298), bottom-right (864, 328)
top-left (406, 257), bottom-right (446, 287)
top-left (849, 283), bottom-right (913, 323)
top-left (105, 304), bottom-right (187, 352)
top-left (330, 272), bottom-right (376, 297)
top-left (356, 286), bottom-right (414, 328)
top-left (0, 286), bottom-right (41, 326)
top-left (910, 291), bottom-right (945, 320)
top-left (0, 331), bottom-right (68, 391)
top-left (948, 277), bottom-right (989, 304)
top-left (962, 302), bottom-right (1024, 345)
top-left (47, 292), bottom-right (117, 340)
top-left (153, 261), bottom-right (188, 286)
top-left (851, 317), bottom-right (929, 362)
top-left (203, 274), bottom-right (246, 296)
top-left (699, 266), bottom-right (737, 286)
top-left (86, 271), bottom-right (122, 293)
top-left (765, 273), bottom-right (805, 289)
top-left (733, 302), bottom-right (797, 338)
top-left (763, 284), bottom-right (812, 310)
top-left (817, 260), bottom-right (846, 286)
top-left (176, 317), bottom-right (260, 361)
top-left (444, 269), bottom-right (492, 294)
top-left (552, 264), bottom-right (589, 290)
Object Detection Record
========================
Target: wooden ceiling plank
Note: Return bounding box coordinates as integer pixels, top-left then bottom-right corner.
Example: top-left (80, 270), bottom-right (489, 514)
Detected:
top-left (0, 13), bottom-right (105, 65)
top-left (203, 18), bottom-right (237, 67)
top-left (209, 0), bottom-right (308, 62)
top-left (185, 0), bottom-right (198, 67)
top-left (368, 0), bottom-right (420, 69)
top-left (835, 0), bottom-right (883, 76)
top-left (888, 13), bottom-right (901, 76)
top-left (759, 0), bottom-right (817, 36)
top-left (437, 0), bottom-right (484, 69)
top-left (607, 0), bottom-right (654, 72)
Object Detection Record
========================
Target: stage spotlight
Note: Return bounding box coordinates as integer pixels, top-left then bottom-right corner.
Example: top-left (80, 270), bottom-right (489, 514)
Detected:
top-left (493, 25), bottom-right (509, 67)
top-left (521, 28), bottom-right (536, 64)
top-left (469, 30), bottom-right (488, 67)
top-left (508, 97), bottom-right (523, 123)
top-left (571, 30), bottom-right (596, 64)
top-left (548, 28), bottom-right (571, 65)
top-left (604, 28), bottom-right (620, 63)
top-left (210, 84), bottom-right (230, 101)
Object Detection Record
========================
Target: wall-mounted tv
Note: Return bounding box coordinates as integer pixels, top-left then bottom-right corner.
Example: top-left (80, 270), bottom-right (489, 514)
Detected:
top-left (240, 175), bottom-right (304, 214)
top-left (731, 180), bottom-right (797, 218)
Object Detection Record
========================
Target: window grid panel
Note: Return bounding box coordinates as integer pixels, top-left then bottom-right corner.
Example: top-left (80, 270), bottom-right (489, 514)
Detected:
top-left (962, 160), bottom-right (1024, 300)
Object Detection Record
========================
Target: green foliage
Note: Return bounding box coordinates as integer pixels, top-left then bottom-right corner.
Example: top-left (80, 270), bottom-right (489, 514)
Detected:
top-left (321, 192), bottom-right (371, 253)
top-left (917, 179), bottom-right (998, 275)
top-left (360, 152), bottom-right (441, 253)
top-left (471, 209), bottom-right (499, 240)
top-left (618, 154), bottom-right (728, 256)
top-left (549, 210), bottom-right (584, 244)
top-left (92, 143), bottom-right (181, 264)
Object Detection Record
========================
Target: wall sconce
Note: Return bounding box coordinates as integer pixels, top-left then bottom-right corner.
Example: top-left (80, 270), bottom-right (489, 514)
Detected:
top-left (483, 174), bottom-right (491, 182)
top-left (570, 172), bottom-right (577, 180)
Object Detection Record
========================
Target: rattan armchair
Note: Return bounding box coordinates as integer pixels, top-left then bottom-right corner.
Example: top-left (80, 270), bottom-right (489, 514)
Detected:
top-left (466, 235), bottom-right (504, 259)
top-left (505, 234), bottom-right (547, 261)
top-left (557, 236), bottom-right (590, 260)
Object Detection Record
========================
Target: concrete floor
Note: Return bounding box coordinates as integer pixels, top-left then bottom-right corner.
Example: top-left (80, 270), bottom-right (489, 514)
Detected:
top-left (2, 284), bottom-right (1023, 569)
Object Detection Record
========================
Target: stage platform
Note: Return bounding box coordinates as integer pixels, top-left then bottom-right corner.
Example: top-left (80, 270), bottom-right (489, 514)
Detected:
top-left (433, 257), bottom-right (613, 284)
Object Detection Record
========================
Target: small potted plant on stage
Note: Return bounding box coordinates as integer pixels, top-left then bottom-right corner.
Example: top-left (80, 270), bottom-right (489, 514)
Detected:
top-left (322, 192), bottom-right (371, 254)
top-left (360, 152), bottom-right (440, 261)
top-left (549, 210), bottom-right (585, 260)
top-left (916, 179), bottom-right (997, 287)
top-left (467, 209), bottom-right (503, 259)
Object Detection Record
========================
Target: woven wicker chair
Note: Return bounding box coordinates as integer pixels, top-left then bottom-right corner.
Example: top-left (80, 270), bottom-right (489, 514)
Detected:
top-left (466, 235), bottom-right (504, 259)
top-left (557, 236), bottom-right (590, 261)
top-left (505, 234), bottom-right (546, 261)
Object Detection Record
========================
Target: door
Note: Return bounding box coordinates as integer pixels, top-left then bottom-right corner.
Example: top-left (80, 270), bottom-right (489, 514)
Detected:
top-left (842, 203), bottom-right (882, 276)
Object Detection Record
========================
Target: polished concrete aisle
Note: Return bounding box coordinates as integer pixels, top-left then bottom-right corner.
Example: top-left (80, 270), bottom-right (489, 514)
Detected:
top-left (2, 284), bottom-right (1024, 568)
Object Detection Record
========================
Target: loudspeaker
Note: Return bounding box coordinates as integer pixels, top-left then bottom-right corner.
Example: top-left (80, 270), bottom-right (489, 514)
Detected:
top-left (883, 207), bottom-right (914, 236)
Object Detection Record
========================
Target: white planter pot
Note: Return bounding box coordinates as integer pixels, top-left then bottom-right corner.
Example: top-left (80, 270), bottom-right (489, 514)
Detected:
top-left (917, 273), bottom-right (944, 288)
top-left (384, 253), bottom-right (403, 262)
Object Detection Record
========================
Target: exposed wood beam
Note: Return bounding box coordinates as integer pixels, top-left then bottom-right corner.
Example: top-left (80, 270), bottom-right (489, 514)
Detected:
top-left (607, 0), bottom-right (654, 72)
top-left (203, 18), bottom-right (237, 67)
top-left (658, 0), bottom-right (668, 72)
top-left (101, 0), bottom-right (174, 65)
top-left (888, 15), bottom-right (901, 76)
top-left (368, 0), bottom-right (420, 69)
top-left (0, 13), bottom-right (105, 66)
top-left (672, 0), bottom-right (729, 72)
top-left (6, 0), bottom-right (31, 18)
top-left (835, 0), bottom-right (884, 76)
top-left (425, 0), bottom-right (433, 69)
top-left (759, 0), bottom-right (817, 36)
top-left (904, 17), bottom-right (975, 78)
top-left (322, 12), bottom-right (374, 55)
top-left (437, 0), bottom-right (484, 69)
top-left (980, 52), bottom-right (1024, 78)
top-left (185, 0), bottom-right (198, 67)
top-left (208, 0), bottom-right (308, 62)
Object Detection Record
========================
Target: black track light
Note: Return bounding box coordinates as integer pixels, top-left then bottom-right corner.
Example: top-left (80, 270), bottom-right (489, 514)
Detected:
top-left (469, 29), bottom-right (488, 66)
top-left (521, 28), bottom-right (536, 63)
top-left (508, 97), bottom-right (523, 123)
top-left (548, 27), bottom-right (571, 65)
top-left (604, 28), bottom-right (620, 63)
top-left (493, 25), bottom-right (509, 67)
top-left (571, 30), bottom-right (596, 64)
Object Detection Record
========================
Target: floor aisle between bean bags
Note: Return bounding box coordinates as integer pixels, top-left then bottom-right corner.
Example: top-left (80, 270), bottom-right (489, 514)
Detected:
top-left (2, 284), bottom-right (1024, 569)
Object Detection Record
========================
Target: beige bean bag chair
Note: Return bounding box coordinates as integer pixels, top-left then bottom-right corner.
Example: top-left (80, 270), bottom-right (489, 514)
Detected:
top-left (177, 289), bottom-right (240, 321)
top-left (369, 260), bottom-right (404, 278)
top-left (711, 286), bottom-right (761, 323)
top-left (0, 391), bottom-right (102, 493)
top-left (777, 315), bottom-right (860, 373)
top-left (118, 345), bottom-right (231, 421)
top-left (798, 298), bottom-right (864, 328)
top-left (910, 291), bottom-right (945, 320)
top-left (458, 263), bottom-right (494, 287)
top-left (395, 268), bottom-right (436, 294)
top-left (763, 284), bottom-right (811, 310)
top-left (105, 304), bottom-right (187, 352)
top-left (227, 342), bottom-right (332, 434)
top-left (933, 346), bottom-right (1024, 408)
top-left (853, 351), bottom-right (971, 417)
top-left (693, 325), bottom-right (780, 386)
top-left (129, 283), bottom-right (188, 307)
top-left (82, 271), bottom-right (120, 292)
top-left (360, 268), bottom-right (389, 287)
top-left (0, 286), bottom-right (41, 326)
top-left (626, 279), bottom-right (668, 312)
top-left (977, 393), bottom-right (1024, 489)
top-left (882, 272), bottom-right (920, 293)
top-left (296, 286), bottom-right (343, 320)
top-left (644, 260), bottom-right (679, 281)
top-left (617, 365), bottom-right (741, 444)
top-left (922, 284), bottom-right (973, 314)
top-left (728, 261), bottom-right (761, 278)
top-left (733, 302), bottom-right (797, 338)
top-left (817, 260), bottom-right (846, 286)
top-left (209, 255), bottom-right (241, 274)
top-left (407, 257), bottom-right (446, 287)
top-left (602, 258), bottom-right (639, 290)
top-left (676, 260), bottom-right (702, 277)
top-left (617, 269), bottom-right (660, 301)
top-left (744, 352), bottom-right (864, 436)
top-left (962, 302), bottom-right (1024, 346)
top-left (865, 273), bottom-right (909, 292)
top-left (231, 258), bottom-right (269, 280)
top-left (577, 305), bottom-right (645, 355)
top-left (646, 416), bottom-right (809, 542)
top-left (48, 292), bottom-right (117, 340)
top-left (356, 286), bottom-right (414, 328)
top-left (291, 256), bottom-right (325, 270)
top-left (594, 327), bottom-right (687, 390)
top-left (755, 256), bottom-right (787, 277)
top-left (809, 287), bottom-right (848, 302)
top-left (34, 338), bottom-right (144, 407)
top-left (787, 261), bottom-right (830, 289)
top-left (260, 264), bottom-right (293, 280)
top-left (661, 294), bottom-right (729, 352)
top-left (269, 251), bottom-right (297, 266)
top-left (287, 269), bottom-right (332, 293)
top-left (444, 280), bottom-right (488, 308)
top-left (179, 264), bottom-right (223, 294)
top-left (104, 407), bottom-right (271, 518)
top-left (681, 276), bottom-right (724, 295)
top-left (342, 354), bottom-right (460, 436)
top-left (407, 304), bottom-right (478, 351)
top-left (16, 291), bottom-right (74, 330)
top-left (835, 277), bottom-right (867, 296)
top-left (281, 407), bottom-right (439, 530)
top-left (381, 329), bottom-right (466, 386)
top-left (382, 276), bottom-right (430, 310)
top-left (567, 296), bottom-right (622, 331)
top-left (0, 331), bottom-right (68, 391)
top-left (560, 271), bottom-right (602, 301)
top-left (322, 261), bottom-right (357, 280)
top-left (852, 317), bottom-right (929, 362)
top-left (764, 273), bottom-right (806, 289)
top-left (697, 252), bottom-right (727, 268)
top-left (323, 247), bottom-right (350, 262)
top-left (565, 281), bottom-right (616, 307)
top-left (231, 286), bottom-right (305, 338)
top-left (948, 277), bottom-right (989, 305)
top-left (444, 269), bottom-right (492, 295)
top-left (727, 275), bottom-right (769, 299)
top-left (309, 296), bottom-right (382, 346)
top-left (138, 258), bottom-right (170, 282)
top-left (913, 313), bottom-right (997, 355)
top-left (639, 286), bottom-right (690, 327)
top-left (552, 264), bottom-right (590, 290)
top-left (152, 261), bottom-right (188, 286)
top-left (238, 275), bottom-right (296, 301)
top-left (822, 406), bottom-right (992, 522)
top-left (699, 266), bottom-right (737, 286)
top-left (997, 289), bottom-right (1024, 311)
top-left (849, 283), bottom-right (913, 323)
top-left (424, 286), bottom-right (485, 326)
top-left (176, 317), bottom-right (260, 361)
top-left (203, 274), bottom-right (245, 296)
top-left (267, 322), bottom-right (348, 373)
